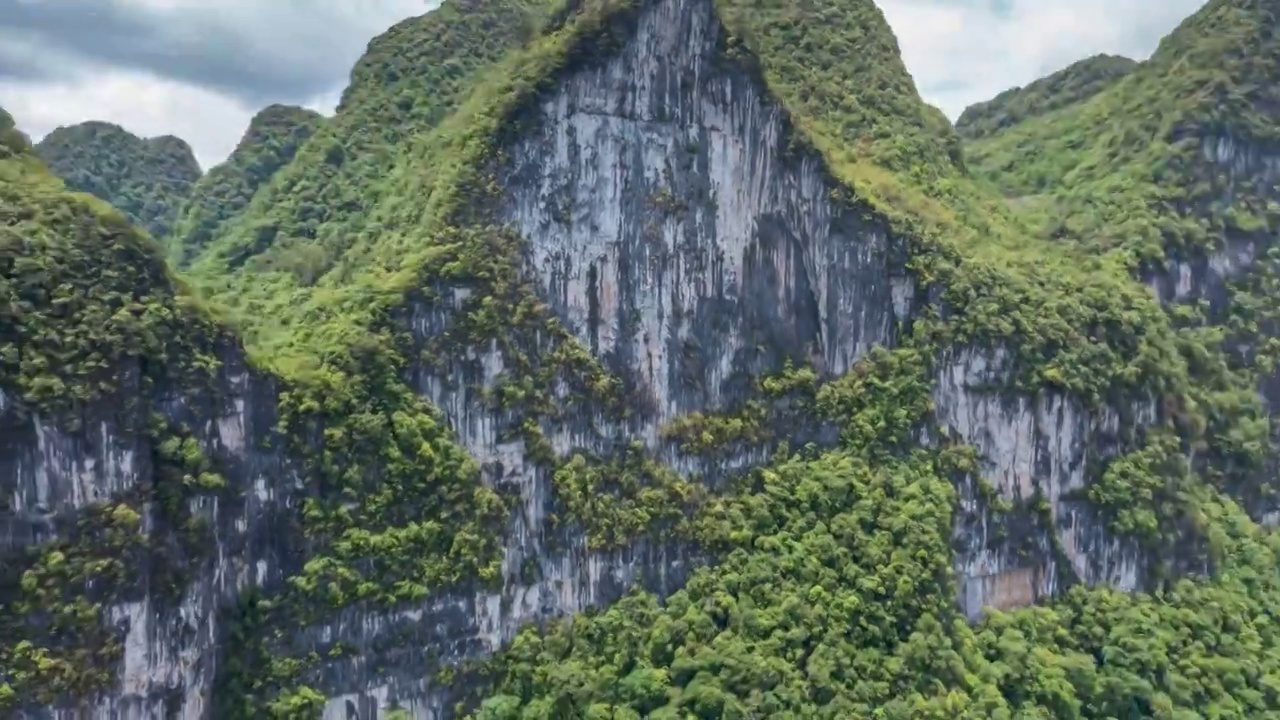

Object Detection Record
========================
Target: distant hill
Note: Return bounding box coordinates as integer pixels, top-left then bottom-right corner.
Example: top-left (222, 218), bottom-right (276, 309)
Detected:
top-left (35, 121), bottom-right (201, 239)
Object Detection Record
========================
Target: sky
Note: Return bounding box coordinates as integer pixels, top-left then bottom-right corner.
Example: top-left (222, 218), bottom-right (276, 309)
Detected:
top-left (0, 0), bottom-right (1208, 170)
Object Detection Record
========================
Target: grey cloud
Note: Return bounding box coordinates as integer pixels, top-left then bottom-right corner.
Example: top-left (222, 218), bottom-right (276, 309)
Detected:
top-left (0, 0), bottom-right (426, 105)
top-left (0, 31), bottom-right (62, 81)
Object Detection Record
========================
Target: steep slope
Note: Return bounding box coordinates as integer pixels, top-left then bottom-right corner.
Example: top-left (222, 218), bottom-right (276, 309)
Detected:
top-left (955, 54), bottom-right (1137, 141)
top-left (962, 0), bottom-right (1280, 510)
top-left (35, 121), bottom-right (202, 239)
top-left (168, 105), bottom-right (325, 266)
top-left (0, 117), bottom-right (268, 711)
top-left (0, 108), bottom-right (507, 715)
top-left (200, 0), bottom-right (1273, 711)
top-left (6, 0), bottom-right (1280, 718)
top-left (461, 0), bottom-right (1280, 714)
top-left (181, 0), bottom-right (555, 323)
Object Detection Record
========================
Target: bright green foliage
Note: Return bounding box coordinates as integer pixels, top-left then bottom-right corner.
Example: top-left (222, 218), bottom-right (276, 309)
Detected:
top-left (471, 350), bottom-right (1280, 719)
top-left (0, 117), bottom-right (234, 706)
top-left (553, 445), bottom-right (705, 550)
top-left (276, 345), bottom-right (509, 611)
top-left (201, 10), bottom-right (682, 708)
top-left (958, 0), bottom-right (1280, 493)
top-left (1088, 430), bottom-right (1195, 544)
top-left (0, 502), bottom-right (145, 708)
top-left (9, 0), bottom-right (1280, 715)
top-left (0, 413), bottom-right (230, 708)
top-left (0, 142), bottom-right (223, 418)
top-left (659, 363), bottom-right (821, 457)
top-left (35, 121), bottom-right (201, 239)
top-left (460, 0), bottom-right (1280, 715)
top-left (714, 0), bottom-right (963, 183)
top-left (955, 55), bottom-right (1137, 141)
top-left (708, 0), bottom-right (1193, 415)
top-left (660, 402), bottom-right (772, 455)
top-left (168, 104), bottom-right (324, 265)
top-left (0, 106), bottom-right (30, 158)
top-left (183, 0), bottom-right (555, 314)
top-left (964, 0), bottom-right (1280, 259)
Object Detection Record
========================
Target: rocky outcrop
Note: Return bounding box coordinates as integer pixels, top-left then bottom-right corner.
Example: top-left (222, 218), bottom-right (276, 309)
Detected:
top-left (935, 347), bottom-right (1153, 618)
top-left (2, 343), bottom-right (302, 719)
top-left (4, 0), bottom-right (1206, 717)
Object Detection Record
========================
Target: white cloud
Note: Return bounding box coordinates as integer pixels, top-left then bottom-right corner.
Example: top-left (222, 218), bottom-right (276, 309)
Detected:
top-left (0, 69), bottom-right (342, 170)
top-left (3, 72), bottom-right (250, 169)
top-left (879, 0), bottom-right (1208, 118)
top-left (1, 0), bottom-right (1211, 166)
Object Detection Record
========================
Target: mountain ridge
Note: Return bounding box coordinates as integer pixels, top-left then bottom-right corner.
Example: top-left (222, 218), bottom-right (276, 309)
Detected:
top-left (955, 53), bottom-right (1137, 141)
top-left (34, 120), bottom-right (202, 241)
top-left (5, 0), bottom-right (1280, 716)
top-left (167, 104), bottom-right (325, 266)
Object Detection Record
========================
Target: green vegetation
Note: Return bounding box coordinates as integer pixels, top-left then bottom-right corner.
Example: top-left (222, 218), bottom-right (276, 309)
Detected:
top-left (0, 501), bottom-right (145, 707)
top-left (956, 0), bottom-right (1280, 501)
top-left (955, 55), bottom-right (1137, 141)
top-left (182, 0), bottom-right (556, 325)
top-left (6, 0), bottom-right (1280, 715)
top-left (35, 121), bottom-right (201, 240)
top-left (963, 0), bottom-right (1280, 260)
top-left (461, 0), bottom-right (1280, 716)
top-left (474, 460), bottom-right (1280, 717)
top-left (0, 106), bottom-right (30, 158)
top-left (168, 104), bottom-right (324, 265)
top-left (0, 136), bottom-right (223, 418)
top-left (469, 350), bottom-right (1239, 719)
top-left (0, 116), bottom-right (227, 706)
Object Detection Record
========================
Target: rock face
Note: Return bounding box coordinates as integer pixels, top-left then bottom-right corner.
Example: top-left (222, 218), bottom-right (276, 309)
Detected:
top-left (936, 347), bottom-right (1153, 618)
top-left (498, 0), bottom-right (912, 440)
top-left (3, 0), bottom-right (1256, 717)
top-left (2, 342), bottom-right (302, 719)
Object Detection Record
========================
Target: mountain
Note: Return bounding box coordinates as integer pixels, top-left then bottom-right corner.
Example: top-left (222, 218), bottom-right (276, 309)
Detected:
top-left (963, 0), bottom-right (1280, 256)
top-left (178, 0), bottom-right (553, 338)
top-left (0, 107), bottom-right (30, 158)
top-left (955, 54), bottom-right (1137, 140)
top-left (960, 0), bottom-right (1280, 520)
top-left (4, 0), bottom-right (1280, 716)
top-left (168, 105), bottom-right (325, 266)
top-left (0, 109), bottom-right (251, 710)
top-left (34, 121), bottom-right (202, 240)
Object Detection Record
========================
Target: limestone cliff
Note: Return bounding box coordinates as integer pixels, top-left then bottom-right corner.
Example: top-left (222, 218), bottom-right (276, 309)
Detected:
top-left (5, 0), bottom-right (1280, 717)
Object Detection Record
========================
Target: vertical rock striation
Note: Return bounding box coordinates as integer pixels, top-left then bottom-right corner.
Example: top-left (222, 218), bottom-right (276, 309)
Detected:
top-left (5, 0), bottom-right (1227, 716)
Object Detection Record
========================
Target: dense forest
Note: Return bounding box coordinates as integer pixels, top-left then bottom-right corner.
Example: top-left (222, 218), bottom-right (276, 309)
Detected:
top-left (4, 0), bottom-right (1280, 716)
top-left (33, 121), bottom-right (202, 240)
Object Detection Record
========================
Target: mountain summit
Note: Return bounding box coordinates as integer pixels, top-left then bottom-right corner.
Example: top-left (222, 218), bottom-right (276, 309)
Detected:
top-left (34, 121), bottom-right (202, 240)
top-left (955, 54), bottom-right (1137, 140)
top-left (5, 0), bottom-right (1280, 717)
top-left (167, 104), bottom-right (325, 266)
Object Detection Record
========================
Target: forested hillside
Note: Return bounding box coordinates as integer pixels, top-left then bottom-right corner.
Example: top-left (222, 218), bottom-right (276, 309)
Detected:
top-left (954, 54), bottom-right (1137, 141)
top-left (34, 121), bottom-right (202, 240)
top-left (4, 0), bottom-right (1280, 716)
top-left (168, 104), bottom-right (325, 266)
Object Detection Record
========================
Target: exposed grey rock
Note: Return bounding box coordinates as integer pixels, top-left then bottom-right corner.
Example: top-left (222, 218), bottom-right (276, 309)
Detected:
top-left (9, 0), bottom-right (1261, 717)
